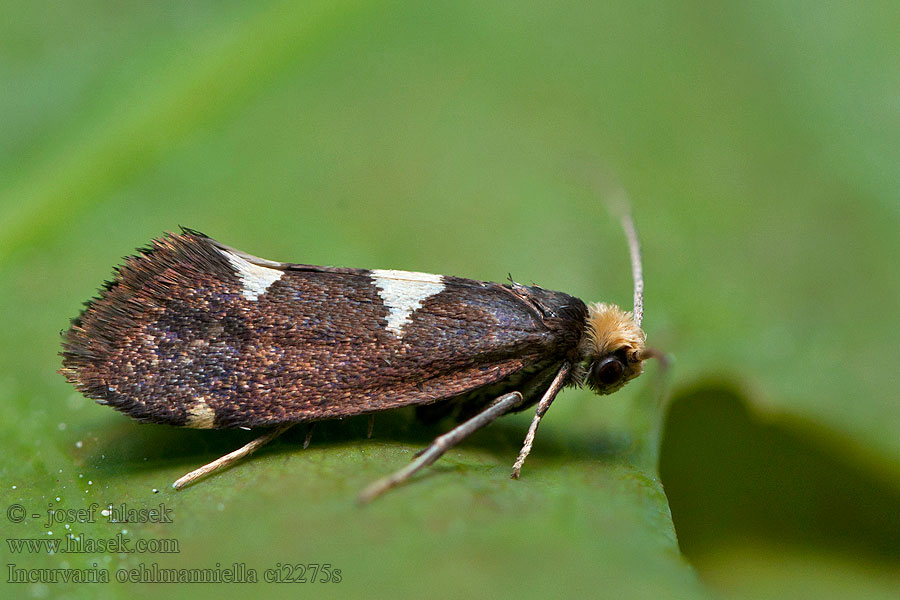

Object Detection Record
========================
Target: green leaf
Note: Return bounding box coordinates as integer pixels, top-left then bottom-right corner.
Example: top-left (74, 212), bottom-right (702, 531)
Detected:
top-left (2, 1), bottom-right (899, 599)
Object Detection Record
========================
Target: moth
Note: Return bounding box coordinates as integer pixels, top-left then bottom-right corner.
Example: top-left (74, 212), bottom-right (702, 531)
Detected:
top-left (60, 214), bottom-right (661, 502)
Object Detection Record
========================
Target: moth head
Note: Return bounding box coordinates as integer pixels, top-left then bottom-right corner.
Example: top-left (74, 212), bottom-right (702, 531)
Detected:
top-left (577, 302), bottom-right (651, 394)
top-left (573, 199), bottom-right (666, 395)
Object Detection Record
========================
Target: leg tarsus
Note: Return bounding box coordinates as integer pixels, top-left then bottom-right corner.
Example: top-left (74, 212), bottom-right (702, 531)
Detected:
top-left (172, 423), bottom-right (294, 490)
top-left (303, 423), bottom-right (315, 450)
top-left (358, 391), bottom-right (524, 504)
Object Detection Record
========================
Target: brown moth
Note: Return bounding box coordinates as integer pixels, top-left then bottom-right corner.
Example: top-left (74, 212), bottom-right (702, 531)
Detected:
top-left (60, 213), bottom-right (660, 502)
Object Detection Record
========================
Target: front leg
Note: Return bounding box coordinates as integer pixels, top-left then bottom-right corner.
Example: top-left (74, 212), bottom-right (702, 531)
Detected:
top-left (358, 391), bottom-right (525, 503)
top-left (511, 362), bottom-right (571, 479)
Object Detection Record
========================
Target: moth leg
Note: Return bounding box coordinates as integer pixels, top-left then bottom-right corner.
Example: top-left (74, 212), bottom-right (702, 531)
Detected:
top-left (358, 391), bottom-right (524, 504)
top-left (511, 362), bottom-right (571, 479)
top-left (367, 414), bottom-right (375, 439)
top-left (303, 423), bottom-right (315, 449)
top-left (172, 423), bottom-right (294, 490)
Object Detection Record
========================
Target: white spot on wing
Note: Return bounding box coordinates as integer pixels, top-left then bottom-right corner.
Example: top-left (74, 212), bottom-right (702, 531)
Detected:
top-left (371, 269), bottom-right (445, 337)
top-left (185, 398), bottom-right (216, 429)
top-left (219, 249), bottom-right (283, 301)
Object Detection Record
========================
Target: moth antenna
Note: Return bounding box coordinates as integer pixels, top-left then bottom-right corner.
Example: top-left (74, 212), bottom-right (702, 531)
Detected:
top-left (622, 211), bottom-right (644, 328)
top-left (606, 191), bottom-right (644, 327)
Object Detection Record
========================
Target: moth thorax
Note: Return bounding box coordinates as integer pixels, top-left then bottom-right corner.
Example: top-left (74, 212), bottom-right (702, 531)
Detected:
top-left (578, 302), bottom-right (648, 395)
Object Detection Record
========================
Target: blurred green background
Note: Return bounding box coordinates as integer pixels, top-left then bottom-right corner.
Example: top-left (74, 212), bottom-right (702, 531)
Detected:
top-left (2, 1), bottom-right (899, 598)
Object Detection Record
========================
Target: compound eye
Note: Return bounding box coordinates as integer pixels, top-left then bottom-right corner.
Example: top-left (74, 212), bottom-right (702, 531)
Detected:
top-left (593, 356), bottom-right (625, 386)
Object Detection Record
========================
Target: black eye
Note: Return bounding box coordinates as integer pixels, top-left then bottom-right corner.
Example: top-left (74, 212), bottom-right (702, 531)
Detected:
top-left (593, 356), bottom-right (625, 386)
